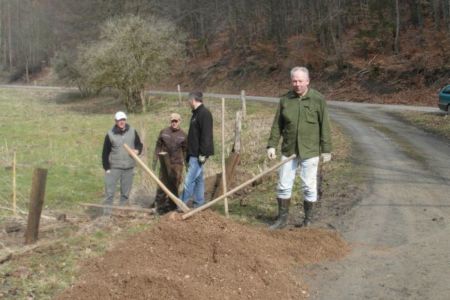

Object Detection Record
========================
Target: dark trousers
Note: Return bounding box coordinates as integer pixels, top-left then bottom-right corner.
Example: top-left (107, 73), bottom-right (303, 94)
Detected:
top-left (155, 163), bottom-right (183, 213)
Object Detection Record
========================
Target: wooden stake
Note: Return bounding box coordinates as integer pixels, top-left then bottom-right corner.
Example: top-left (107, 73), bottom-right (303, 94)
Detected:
top-left (240, 90), bottom-right (246, 119)
top-left (123, 144), bottom-right (190, 212)
top-left (221, 98), bottom-right (229, 217)
top-left (80, 203), bottom-right (155, 214)
top-left (177, 84), bottom-right (182, 104)
top-left (12, 151), bottom-right (16, 216)
top-left (234, 111), bottom-right (242, 153)
top-left (182, 154), bottom-right (296, 220)
top-left (24, 168), bottom-right (48, 244)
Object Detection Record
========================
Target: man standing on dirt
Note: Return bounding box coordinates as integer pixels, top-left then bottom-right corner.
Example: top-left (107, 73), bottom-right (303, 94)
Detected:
top-left (267, 66), bottom-right (332, 229)
top-left (152, 113), bottom-right (187, 214)
top-left (102, 111), bottom-right (143, 215)
top-left (180, 91), bottom-right (214, 208)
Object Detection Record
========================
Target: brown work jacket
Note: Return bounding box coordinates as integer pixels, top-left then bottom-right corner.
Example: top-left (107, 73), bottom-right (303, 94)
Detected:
top-left (153, 127), bottom-right (187, 166)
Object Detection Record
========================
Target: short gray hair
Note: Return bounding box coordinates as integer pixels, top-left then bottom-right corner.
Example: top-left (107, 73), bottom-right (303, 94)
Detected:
top-left (290, 66), bottom-right (310, 80)
top-left (188, 91), bottom-right (203, 102)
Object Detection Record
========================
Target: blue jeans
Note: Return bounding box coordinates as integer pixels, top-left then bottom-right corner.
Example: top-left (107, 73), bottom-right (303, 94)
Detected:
top-left (277, 155), bottom-right (319, 202)
top-left (181, 156), bottom-right (205, 207)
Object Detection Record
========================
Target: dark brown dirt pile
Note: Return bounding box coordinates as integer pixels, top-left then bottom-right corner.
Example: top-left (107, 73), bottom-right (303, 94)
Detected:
top-left (57, 211), bottom-right (350, 300)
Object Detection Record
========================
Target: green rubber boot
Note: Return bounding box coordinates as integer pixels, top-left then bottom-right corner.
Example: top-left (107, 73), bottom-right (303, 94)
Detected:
top-left (302, 201), bottom-right (314, 227)
top-left (269, 198), bottom-right (290, 230)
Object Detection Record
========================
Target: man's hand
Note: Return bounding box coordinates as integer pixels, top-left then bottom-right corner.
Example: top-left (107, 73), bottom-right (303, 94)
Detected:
top-left (267, 148), bottom-right (276, 160)
top-left (321, 153), bottom-right (332, 163)
top-left (133, 149), bottom-right (139, 155)
top-left (198, 155), bottom-right (207, 165)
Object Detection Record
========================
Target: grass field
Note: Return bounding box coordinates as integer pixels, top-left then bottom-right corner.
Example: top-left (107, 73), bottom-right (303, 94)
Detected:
top-left (394, 111), bottom-right (450, 140)
top-left (0, 87), bottom-right (278, 218)
top-left (0, 86), bottom-right (358, 299)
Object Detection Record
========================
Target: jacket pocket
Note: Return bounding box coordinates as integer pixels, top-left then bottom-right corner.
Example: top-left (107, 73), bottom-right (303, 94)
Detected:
top-left (305, 108), bottom-right (318, 124)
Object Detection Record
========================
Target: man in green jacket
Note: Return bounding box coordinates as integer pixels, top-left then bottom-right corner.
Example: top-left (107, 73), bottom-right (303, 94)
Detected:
top-left (267, 66), bottom-right (332, 229)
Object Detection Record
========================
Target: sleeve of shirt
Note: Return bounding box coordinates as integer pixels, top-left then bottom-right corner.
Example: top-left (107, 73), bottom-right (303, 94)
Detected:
top-left (181, 131), bottom-right (188, 161)
top-left (200, 111), bottom-right (214, 157)
top-left (319, 99), bottom-right (332, 153)
top-left (134, 130), bottom-right (144, 155)
top-left (267, 101), bottom-right (283, 149)
top-left (102, 134), bottom-right (112, 171)
top-left (153, 130), bottom-right (163, 163)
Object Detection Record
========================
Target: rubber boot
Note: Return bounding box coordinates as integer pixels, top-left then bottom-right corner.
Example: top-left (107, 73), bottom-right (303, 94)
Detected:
top-left (302, 201), bottom-right (314, 227)
top-left (269, 198), bottom-right (290, 230)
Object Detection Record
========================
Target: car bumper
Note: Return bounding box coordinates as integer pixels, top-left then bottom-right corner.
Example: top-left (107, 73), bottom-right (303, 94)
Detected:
top-left (438, 103), bottom-right (449, 111)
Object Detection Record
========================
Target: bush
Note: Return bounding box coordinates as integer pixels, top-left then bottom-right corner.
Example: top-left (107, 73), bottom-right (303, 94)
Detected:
top-left (76, 15), bottom-right (185, 112)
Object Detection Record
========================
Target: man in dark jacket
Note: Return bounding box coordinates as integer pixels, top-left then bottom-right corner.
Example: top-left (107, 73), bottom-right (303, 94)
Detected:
top-left (267, 67), bottom-right (332, 229)
top-left (180, 91), bottom-right (214, 208)
top-left (152, 112), bottom-right (187, 214)
top-left (102, 111), bottom-right (143, 215)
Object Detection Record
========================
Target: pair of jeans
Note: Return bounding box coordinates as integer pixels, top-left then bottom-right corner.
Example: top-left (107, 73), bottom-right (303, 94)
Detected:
top-left (277, 155), bottom-right (319, 202)
top-left (103, 168), bottom-right (134, 215)
top-left (180, 156), bottom-right (205, 208)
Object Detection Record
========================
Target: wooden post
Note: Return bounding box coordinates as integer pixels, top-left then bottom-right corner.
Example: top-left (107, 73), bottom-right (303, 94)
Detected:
top-left (123, 144), bottom-right (190, 212)
top-left (240, 90), bottom-right (246, 119)
top-left (24, 168), bottom-right (48, 244)
top-left (234, 111), bottom-right (242, 153)
top-left (182, 154), bottom-right (296, 220)
top-left (177, 84), bottom-right (182, 105)
top-left (12, 151), bottom-right (16, 216)
top-left (212, 110), bottom-right (242, 199)
top-left (221, 98), bottom-right (229, 217)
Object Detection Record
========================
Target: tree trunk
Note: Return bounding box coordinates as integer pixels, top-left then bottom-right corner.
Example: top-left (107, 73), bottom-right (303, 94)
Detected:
top-left (394, 0), bottom-right (400, 54)
top-left (7, 0), bottom-right (13, 71)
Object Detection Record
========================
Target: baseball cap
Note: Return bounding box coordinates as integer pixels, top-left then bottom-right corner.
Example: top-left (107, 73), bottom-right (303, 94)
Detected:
top-left (170, 113), bottom-right (181, 121)
top-left (114, 111), bottom-right (127, 121)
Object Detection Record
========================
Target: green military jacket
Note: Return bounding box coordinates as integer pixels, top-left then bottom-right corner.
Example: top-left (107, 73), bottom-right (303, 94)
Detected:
top-left (267, 88), bottom-right (332, 159)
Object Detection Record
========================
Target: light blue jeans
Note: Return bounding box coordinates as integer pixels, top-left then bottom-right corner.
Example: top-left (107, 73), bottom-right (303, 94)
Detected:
top-left (277, 155), bottom-right (320, 202)
top-left (181, 156), bottom-right (205, 208)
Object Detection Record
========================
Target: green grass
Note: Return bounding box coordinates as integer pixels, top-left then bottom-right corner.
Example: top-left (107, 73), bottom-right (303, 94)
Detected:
top-left (394, 111), bottom-right (450, 140)
top-left (0, 88), bottom-right (276, 217)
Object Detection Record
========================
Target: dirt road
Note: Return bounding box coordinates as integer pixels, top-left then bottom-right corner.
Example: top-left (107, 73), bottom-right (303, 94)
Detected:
top-left (305, 104), bottom-right (450, 300)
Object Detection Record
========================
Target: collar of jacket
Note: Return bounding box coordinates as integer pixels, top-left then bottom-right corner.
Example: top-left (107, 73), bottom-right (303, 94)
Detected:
top-left (192, 103), bottom-right (204, 113)
top-left (112, 123), bottom-right (130, 134)
top-left (287, 89), bottom-right (311, 100)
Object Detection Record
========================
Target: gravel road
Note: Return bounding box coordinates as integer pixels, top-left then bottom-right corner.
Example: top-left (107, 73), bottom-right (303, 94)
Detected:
top-left (305, 103), bottom-right (450, 300)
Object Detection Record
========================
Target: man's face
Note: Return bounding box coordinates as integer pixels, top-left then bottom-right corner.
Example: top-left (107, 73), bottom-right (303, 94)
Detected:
top-left (187, 98), bottom-right (195, 109)
top-left (170, 119), bottom-right (180, 130)
top-left (115, 118), bottom-right (127, 130)
top-left (291, 71), bottom-right (310, 96)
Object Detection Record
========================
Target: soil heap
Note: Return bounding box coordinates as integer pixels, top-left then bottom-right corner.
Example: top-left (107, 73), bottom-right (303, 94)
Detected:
top-left (57, 211), bottom-right (349, 300)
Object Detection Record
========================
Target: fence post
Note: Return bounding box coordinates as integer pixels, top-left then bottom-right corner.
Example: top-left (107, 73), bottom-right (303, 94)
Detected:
top-left (12, 151), bottom-right (16, 216)
top-left (221, 98), bottom-right (229, 217)
top-left (177, 84), bottom-right (182, 105)
top-left (24, 168), bottom-right (48, 244)
top-left (240, 90), bottom-right (246, 119)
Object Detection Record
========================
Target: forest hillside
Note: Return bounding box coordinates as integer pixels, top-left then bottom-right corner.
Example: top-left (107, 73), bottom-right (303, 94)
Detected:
top-left (1, 0), bottom-right (449, 105)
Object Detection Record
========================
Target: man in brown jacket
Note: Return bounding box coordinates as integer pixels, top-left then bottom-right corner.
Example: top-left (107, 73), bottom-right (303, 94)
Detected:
top-left (152, 113), bottom-right (187, 214)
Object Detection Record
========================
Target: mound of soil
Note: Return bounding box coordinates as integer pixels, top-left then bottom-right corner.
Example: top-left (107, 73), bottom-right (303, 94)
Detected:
top-left (57, 211), bottom-right (349, 300)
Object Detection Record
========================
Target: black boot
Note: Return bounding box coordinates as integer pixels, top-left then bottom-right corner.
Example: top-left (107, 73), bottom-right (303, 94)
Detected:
top-left (269, 198), bottom-right (290, 230)
top-left (302, 201), bottom-right (314, 227)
